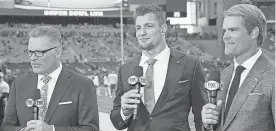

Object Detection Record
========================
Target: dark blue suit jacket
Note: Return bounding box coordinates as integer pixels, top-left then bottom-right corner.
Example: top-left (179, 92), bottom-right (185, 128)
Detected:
top-left (110, 48), bottom-right (208, 131)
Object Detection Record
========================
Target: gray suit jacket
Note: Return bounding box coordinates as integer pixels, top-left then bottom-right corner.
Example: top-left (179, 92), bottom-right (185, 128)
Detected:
top-left (1, 67), bottom-right (99, 131)
top-left (216, 53), bottom-right (275, 131)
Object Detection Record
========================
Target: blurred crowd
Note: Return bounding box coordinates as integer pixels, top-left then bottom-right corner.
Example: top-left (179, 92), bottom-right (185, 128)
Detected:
top-left (0, 22), bottom-right (274, 79)
top-left (0, 23), bottom-right (220, 63)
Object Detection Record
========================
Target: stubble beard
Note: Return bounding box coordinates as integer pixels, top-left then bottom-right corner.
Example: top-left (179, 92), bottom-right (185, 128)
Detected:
top-left (139, 42), bottom-right (154, 51)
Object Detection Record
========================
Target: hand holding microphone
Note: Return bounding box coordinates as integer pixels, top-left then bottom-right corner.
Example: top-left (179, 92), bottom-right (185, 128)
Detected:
top-left (121, 89), bottom-right (141, 117)
top-left (128, 75), bottom-right (146, 119)
top-left (24, 90), bottom-right (53, 131)
top-left (121, 66), bottom-right (145, 119)
top-left (201, 70), bottom-right (222, 131)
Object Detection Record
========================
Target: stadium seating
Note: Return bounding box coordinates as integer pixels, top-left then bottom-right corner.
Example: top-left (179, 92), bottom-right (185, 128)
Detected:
top-left (0, 23), bottom-right (274, 78)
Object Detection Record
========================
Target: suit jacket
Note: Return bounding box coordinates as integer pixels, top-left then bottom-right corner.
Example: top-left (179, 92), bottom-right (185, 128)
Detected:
top-left (1, 67), bottom-right (99, 131)
top-left (216, 53), bottom-right (275, 131)
top-left (110, 48), bottom-right (208, 131)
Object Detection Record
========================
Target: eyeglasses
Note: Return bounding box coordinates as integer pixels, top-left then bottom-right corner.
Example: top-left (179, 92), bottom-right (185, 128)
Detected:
top-left (24, 46), bottom-right (58, 57)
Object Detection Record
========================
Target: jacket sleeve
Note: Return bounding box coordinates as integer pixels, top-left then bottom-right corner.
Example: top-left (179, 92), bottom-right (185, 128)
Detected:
top-left (1, 80), bottom-right (25, 131)
top-left (110, 67), bottom-right (132, 130)
top-left (191, 59), bottom-right (208, 131)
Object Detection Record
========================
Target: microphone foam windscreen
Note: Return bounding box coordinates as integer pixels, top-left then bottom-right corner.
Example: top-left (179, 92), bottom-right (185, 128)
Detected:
top-left (132, 66), bottom-right (143, 77)
top-left (207, 70), bottom-right (220, 83)
top-left (34, 89), bottom-right (41, 99)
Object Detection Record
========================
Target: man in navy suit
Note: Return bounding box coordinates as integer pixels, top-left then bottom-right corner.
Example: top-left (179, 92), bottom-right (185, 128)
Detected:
top-left (110, 4), bottom-right (208, 131)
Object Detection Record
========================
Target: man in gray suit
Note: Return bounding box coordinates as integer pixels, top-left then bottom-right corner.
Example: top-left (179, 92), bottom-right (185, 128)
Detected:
top-left (201, 4), bottom-right (275, 131)
top-left (2, 26), bottom-right (99, 131)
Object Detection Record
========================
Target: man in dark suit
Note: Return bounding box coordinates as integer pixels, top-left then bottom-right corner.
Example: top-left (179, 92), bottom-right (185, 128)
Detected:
top-left (2, 26), bottom-right (99, 131)
top-left (201, 4), bottom-right (275, 131)
top-left (110, 4), bottom-right (207, 131)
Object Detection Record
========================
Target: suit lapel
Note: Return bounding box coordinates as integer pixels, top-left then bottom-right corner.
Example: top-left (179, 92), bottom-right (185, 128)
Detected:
top-left (44, 68), bottom-right (72, 123)
top-left (151, 49), bottom-right (186, 116)
top-left (218, 63), bottom-right (234, 127)
top-left (22, 73), bottom-right (38, 122)
top-left (223, 54), bottom-right (267, 130)
top-left (219, 63), bottom-right (234, 105)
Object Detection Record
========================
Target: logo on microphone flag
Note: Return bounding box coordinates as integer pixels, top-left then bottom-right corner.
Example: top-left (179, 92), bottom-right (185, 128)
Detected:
top-left (204, 80), bottom-right (220, 91)
top-left (128, 76), bottom-right (139, 85)
top-left (25, 98), bottom-right (35, 107)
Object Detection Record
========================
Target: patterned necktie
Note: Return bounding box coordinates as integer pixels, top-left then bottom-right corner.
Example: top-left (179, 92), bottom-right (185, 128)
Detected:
top-left (144, 58), bottom-right (157, 114)
top-left (224, 65), bottom-right (245, 123)
top-left (39, 75), bottom-right (51, 121)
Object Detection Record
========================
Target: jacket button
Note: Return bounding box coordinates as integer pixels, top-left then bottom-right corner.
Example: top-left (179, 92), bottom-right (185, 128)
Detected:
top-left (119, 122), bottom-right (124, 126)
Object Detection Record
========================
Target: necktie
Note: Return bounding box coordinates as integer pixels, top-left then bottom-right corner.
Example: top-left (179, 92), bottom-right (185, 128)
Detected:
top-left (224, 65), bottom-right (245, 123)
top-left (39, 76), bottom-right (51, 121)
top-left (144, 58), bottom-right (157, 114)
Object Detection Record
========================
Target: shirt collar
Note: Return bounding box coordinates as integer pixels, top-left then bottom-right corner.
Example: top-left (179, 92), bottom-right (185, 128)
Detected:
top-left (233, 49), bottom-right (262, 70)
top-left (38, 63), bottom-right (63, 81)
top-left (140, 45), bottom-right (170, 65)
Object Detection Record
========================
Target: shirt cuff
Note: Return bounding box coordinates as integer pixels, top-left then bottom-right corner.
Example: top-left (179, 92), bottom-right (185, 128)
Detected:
top-left (120, 109), bottom-right (132, 120)
top-left (52, 125), bottom-right (55, 131)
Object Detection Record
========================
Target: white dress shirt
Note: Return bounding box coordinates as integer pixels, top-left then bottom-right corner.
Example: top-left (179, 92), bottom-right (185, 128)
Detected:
top-left (225, 49), bottom-right (262, 106)
top-left (121, 45), bottom-right (171, 120)
top-left (37, 63), bottom-right (63, 108)
top-left (37, 63), bottom-right (62, 131)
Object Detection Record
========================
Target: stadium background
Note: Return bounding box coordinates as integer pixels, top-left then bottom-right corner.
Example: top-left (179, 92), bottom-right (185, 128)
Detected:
top-left (0, 0), bottom-right (274, 130)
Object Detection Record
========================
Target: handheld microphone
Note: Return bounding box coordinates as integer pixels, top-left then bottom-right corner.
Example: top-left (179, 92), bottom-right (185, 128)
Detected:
top-left (127, 66), bottom-right (144, 120)
top-left (25, 89), bottom-right (42, 120)
top-left (204, 70), bottom-right (221, 130)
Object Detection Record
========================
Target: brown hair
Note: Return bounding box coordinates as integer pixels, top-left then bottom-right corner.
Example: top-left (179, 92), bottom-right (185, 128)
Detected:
top-left (133, 4), bottom-right (166, 26)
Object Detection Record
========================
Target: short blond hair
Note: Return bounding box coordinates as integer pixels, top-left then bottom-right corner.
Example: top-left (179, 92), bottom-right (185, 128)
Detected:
top-left (29, 26), bottom-right (62, 45)
top-left (224, 4), bottom-right (267, 46)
